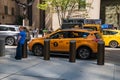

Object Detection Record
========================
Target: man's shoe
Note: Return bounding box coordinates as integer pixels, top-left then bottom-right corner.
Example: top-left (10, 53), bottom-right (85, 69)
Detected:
top-left (15, 57), bottom-right (21, 60)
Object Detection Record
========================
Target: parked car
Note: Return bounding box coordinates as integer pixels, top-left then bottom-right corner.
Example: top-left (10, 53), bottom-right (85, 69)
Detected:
top-left (0, 25), bottom-right (19, 46)
top-left (28, 29), bottom-right (102, 59)
top-left (83, 24), bottom-right (102, 33)
top-left (102, 29), bottom-right (120, 48)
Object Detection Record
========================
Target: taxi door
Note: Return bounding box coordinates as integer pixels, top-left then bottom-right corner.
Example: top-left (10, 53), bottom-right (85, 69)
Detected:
top-left (102, 30), bottom-right (112, 46)
top-left (50, 31), bottom-right (70, 52)
top-left (50, 38), bottom-right (70, 52)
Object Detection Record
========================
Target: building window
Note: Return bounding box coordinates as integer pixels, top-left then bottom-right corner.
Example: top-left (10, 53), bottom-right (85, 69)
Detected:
top-left (78, 0), bottom-right (86, 9)
top-left (11, 8), bottom-right (14, 15)
top-left (4, 6), bottom-right (8, 15)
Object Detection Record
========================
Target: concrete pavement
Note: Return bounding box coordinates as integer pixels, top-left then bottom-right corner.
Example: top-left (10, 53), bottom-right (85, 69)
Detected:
top-left (0, 46), bottom-right (120, 80)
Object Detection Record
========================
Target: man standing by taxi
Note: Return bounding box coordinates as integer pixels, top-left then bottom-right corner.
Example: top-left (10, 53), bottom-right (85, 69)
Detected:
top-left (15, 26), bottom-right (26, 60)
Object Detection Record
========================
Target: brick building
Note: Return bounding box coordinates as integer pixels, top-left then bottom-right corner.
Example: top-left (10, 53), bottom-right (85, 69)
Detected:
top-left (0, 0), bottom-right (19, 24)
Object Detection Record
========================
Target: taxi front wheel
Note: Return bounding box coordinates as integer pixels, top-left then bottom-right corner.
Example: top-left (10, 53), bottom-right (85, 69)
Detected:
top-left (77, 47), bottom-right (91, 59)
top-left (32, 44), bottom-right (43, 56)
top-left (109, 41), bottom-right (118, 48)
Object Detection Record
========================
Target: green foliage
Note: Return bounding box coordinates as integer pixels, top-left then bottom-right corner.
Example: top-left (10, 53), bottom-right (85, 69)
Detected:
top-left (37, 3), bottom-right (48, 10)
top-left (43, 28), bottom-right (48, 33)
top-left (37, 0), bottom-right (83, 14)
top-left (37, 0), bottom-right (92, 26)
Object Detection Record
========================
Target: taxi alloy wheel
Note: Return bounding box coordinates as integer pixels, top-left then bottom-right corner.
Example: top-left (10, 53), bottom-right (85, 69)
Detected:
top-left (32, 44), bottom-right (43, 56)
top-left (109, 41), bottom-right (118, 48)
top-left (77, 47), bottom-right (91, 59)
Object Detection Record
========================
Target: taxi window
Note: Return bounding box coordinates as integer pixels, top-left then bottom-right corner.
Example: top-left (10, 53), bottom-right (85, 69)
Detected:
top-left (50, 33), bottom-right (60, 39)
top-left (103, 31), bottom-right (118, 35)
top-left (78, 32), bottom-right (89, 38)
top-left (69, 31), bottom-right (89, 38)
top-left (110, 31), bottom-right (118, 35)
top-left (49, 32), bottom-right (66, 39)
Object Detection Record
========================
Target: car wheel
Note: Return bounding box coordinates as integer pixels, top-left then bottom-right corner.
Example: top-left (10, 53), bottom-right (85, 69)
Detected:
top-left (32, 44), bottom-right (43, 56)
top-left (77, 47), bottom-right (91, 59)
top-left (109, 41), bottom-right (118, 48)
top-left (6, 37), bottom-right (15, 46)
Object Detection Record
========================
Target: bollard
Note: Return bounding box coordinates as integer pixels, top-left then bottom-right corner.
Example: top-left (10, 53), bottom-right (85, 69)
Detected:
top-left (69, 40), bottom-right (76, 62)
top-left (22, 39), bottom-right (27, 58)
top-left (0, 38), bottom-right (5, 56)
top-left (97, 40), bottom-right (105, 65)
top-left (43, 39), bottom-right (50, 60)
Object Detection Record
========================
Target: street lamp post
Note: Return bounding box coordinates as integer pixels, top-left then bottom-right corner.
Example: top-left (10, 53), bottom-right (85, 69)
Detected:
top-left (14, 0), bottom-right (34, 26)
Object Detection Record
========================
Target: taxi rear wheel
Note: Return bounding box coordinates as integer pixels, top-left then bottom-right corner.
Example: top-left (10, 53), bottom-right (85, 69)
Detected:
top-left (77, 47), bottom-right (91, 59)
top-left (32, 44), bottom-right (43, 56)
top-left (109, 41), bottom-right (118, 48)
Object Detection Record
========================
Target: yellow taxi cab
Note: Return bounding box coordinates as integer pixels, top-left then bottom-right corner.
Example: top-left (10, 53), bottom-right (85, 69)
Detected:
top-left (28, 29), bottom-right (102, 59)
top-left (102, 29), bottom-right (120, 48)
top-left (83, 24), bottom-right (102, 33)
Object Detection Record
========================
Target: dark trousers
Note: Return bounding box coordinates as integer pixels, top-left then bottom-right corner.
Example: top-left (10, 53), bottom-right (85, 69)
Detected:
top-left (15, 43), bottom-right (23, 59)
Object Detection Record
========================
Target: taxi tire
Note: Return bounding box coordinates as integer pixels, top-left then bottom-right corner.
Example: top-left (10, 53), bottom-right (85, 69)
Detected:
top-left (32, 44), bottom-right (43, 56)
top-left (109, 41), bottom-right (118, 48)
top-left (77, 47), bottom-right (91, 60)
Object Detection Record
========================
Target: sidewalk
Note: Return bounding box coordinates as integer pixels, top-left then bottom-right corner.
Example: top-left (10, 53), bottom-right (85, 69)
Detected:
top-left (0, 46), bottom-right (120, 80)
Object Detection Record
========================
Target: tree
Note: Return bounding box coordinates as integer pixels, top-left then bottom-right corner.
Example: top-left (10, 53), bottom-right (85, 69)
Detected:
top-left (37, 0), bottom-right (93, 27)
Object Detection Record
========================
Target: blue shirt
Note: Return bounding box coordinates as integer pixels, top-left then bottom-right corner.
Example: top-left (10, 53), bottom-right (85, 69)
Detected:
top-left (18, 31), bottom-right (26, 44)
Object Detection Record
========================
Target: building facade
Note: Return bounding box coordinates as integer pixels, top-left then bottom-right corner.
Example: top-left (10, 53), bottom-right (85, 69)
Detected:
top-left (52, 0), bottom-right (101, 30)
top-left (0, 0), bottom-right (120, 31)
top-left (0, 0), bottom-right (42, 30)
top-left (0, 0), bottom-right (19, 24)
top-left (100, 0), bottom-right (120, 29)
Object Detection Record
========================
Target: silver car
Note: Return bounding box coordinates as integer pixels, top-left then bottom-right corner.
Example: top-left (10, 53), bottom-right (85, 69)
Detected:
top-left (0, 25), bottom-right (19, 46)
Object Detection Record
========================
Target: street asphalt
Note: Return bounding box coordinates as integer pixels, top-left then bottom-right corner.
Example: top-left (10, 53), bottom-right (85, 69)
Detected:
top-left (0, 45), bottom-right (120, 80)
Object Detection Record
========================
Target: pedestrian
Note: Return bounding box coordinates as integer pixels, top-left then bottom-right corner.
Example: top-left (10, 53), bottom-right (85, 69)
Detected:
top-left (36, 28), bottom-right (39, 38)
top-left (32, 28), bottom-right (39, 38)
top-left (32, 28), bottom-right (35, 38)
top-left (42, 28), bottom-right (47, 37)
top-left (15, 26), bottom-right (26, 60)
